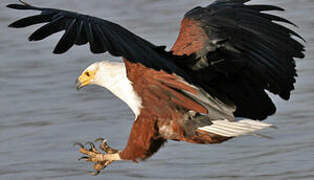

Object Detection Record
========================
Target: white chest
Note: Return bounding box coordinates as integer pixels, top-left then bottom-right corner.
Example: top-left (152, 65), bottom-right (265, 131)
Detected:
top-left (93, 62), bottom-right (142, 117)
top-left (108, 75), bottom-right (142, 117)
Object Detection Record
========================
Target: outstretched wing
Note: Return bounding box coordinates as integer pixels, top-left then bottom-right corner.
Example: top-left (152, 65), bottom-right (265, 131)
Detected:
top-left (171, 0), bottom-right (305, 120)
top-left (6, 1), bottom-right (235, 121)
top-left (7, 1), bottom-right (187, 79)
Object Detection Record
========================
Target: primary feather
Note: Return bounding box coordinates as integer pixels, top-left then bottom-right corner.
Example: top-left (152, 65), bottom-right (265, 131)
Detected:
top-left (171, 0), bottom-right (305, 119)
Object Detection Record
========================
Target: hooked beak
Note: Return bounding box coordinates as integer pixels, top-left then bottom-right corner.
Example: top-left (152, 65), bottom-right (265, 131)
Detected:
top-left (75, 69), bottom-right (96, 90)
top-left (74, 78), bottom-right (82, 90)
top-left (74, 78), bottom-right (90, 90)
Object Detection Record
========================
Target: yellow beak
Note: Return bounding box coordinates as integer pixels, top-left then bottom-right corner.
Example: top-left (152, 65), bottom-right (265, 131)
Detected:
top-left (75, 72), bottom-right (92, 90)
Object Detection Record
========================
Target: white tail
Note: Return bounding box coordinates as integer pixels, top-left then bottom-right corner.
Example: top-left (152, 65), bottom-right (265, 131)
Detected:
top-left (198, 119), bottom-right (274, 138)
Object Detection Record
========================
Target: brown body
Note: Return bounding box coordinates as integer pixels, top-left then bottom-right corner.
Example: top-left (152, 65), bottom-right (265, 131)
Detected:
top-left (119, 59), bottom-right (230, 161)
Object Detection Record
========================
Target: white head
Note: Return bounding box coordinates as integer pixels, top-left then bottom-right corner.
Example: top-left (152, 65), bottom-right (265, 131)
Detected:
top-left (75, 61), bottom-right (125, 90)
top-left (75, 61), bottom-right (142, 117)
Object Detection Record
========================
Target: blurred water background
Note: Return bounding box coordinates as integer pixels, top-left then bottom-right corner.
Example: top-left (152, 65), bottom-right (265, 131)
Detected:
top-left (0, 0), bottom-right (313, 179)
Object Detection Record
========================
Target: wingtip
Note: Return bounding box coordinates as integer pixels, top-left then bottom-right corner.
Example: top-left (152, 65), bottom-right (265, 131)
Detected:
top-left (8, 21), bottom-right (25, 28)
top-left (28, 33), bottom-right (37, 41)
top-left (53, 48), bottom-right (65, 54)
top-left (6, 4), bottom-right (22, 9)
top-left (7, 1), bottom-right (39, 10)
top-left (8, 23), bottom-right (15, 28)
top-left (290, 32), bottom-right (306, 43)
top-left (28, 37), bottom-right (35, 41)
top-left (6, 4), bottom-right (32, 10)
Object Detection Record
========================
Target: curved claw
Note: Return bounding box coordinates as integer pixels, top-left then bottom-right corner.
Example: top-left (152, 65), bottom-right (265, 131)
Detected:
top-left (89, 171), bottom-right (100, 176)
top-left (78, 156), bottom-right (89, 161)
top-left (73, 142), bottom-right (84, 148)
top-left (85, 141), bottom-right (96, 149)
top-left (75, 139), bottom-right (118, 175)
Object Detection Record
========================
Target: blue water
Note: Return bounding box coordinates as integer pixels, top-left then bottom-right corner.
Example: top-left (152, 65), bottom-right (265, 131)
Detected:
top-left (0, 0), bottom-right (313, 179)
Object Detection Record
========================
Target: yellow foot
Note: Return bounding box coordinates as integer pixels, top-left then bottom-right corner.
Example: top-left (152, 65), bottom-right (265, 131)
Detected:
top-left (74, 138), bottom-right (121, 176)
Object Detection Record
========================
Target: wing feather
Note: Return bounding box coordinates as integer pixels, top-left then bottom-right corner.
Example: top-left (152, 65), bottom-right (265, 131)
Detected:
top-left (7, 2), bottom-right (188, 79)
top-left (28, 15), bottom-right (65, 41)
top-left (171, 0), bottom-right (305, 120)
top-left (74, 21), bottom-right (88, 45)
top-left (53, 19), bottom-right (77, 54)
top-left (8, 14), bottom-right (51, 28)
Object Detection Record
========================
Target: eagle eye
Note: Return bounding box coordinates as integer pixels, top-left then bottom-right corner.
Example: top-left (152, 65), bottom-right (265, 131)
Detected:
top-left (85, 71), bottom-right (90, 77)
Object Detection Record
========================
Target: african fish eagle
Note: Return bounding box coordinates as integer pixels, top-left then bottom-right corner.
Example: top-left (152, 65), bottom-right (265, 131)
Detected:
top-left (7, 0), bottom-right (305, 175)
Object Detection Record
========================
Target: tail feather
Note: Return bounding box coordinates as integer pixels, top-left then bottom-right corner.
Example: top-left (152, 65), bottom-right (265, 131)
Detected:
top-left (198, 119), bottom-right (273, 137)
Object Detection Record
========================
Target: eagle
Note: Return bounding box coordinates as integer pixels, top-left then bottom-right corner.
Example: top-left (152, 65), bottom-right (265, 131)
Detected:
top-left (7, 0), bottom-right (304, 175)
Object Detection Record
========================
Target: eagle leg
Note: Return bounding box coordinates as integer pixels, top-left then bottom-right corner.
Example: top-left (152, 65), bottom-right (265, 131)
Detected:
top-left (74, 140), bottom-right (121, 176)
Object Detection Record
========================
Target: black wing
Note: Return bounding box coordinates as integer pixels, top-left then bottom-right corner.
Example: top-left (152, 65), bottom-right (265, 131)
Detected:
top-left (171, 0), bottom-right (305, 120)
top-left (7, 1), bottom-right (188, 79)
